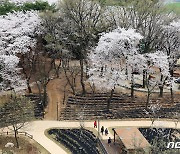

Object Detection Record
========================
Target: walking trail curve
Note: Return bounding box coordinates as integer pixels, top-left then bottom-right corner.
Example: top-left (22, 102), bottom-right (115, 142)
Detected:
top-left (2, 120), bottom-right (180, 154)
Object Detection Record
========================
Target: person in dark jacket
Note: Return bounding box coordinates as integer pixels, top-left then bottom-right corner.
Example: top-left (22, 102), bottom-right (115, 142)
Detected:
top-left (108, 137), bottom-right (111, 146)
top-left (101, 126), bottom-right (104, 135)
top-left (105, 128), bottom-right (108, 136)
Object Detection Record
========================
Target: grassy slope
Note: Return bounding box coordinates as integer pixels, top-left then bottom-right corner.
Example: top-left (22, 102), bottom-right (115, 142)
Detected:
top-left (164, 3), bottom-right (180, 14)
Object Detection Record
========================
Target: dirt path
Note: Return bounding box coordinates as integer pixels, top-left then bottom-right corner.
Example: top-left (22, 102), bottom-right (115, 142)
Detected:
top-left (30, 61), bottom-right (180, 120)
top-left (45, 78), bottom-right (67, 120)
top-left (45, 79), bottom-right (60, 120)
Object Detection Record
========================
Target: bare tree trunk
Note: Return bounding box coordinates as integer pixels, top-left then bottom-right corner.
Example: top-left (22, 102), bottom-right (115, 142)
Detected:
top-left (107, 88), bottom-right (115, 111)
top-left (13, 126), bottom-right (19, 148)
top-left (80, 59), bottom-right (86, 95)
top-left (84, 60), bottom-right (89, 78)
top-left (170, 87), bottom-right (174, 104)
top-left (131, 73), bottom-right (134, 100)
top-left (43, 85), bottom-right (47, 107)
top-left (170, 69), bottom-right (174, 103)
top-left (63, 67), bottom-right (76, 95)
top-left (27, 79), bottom-right (32, 93)
top-left (143, 70), bottom-right (146, 88)
top-left (159, 72), bottom-right (164, 98)
top-left (125, 58), bottom-right (128, 80)
top-left (43, 81), bottom-right (50, 107)
top-left (36, 81), bottom-right (42, 100)
top-left (146, 92), bottom-right (150, 109)
top-left (159, 86), bottom-right (164, 98)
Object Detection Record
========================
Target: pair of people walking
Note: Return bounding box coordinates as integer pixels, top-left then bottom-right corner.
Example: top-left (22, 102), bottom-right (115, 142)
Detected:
top-left (101, 126), bottom-right (108, 136)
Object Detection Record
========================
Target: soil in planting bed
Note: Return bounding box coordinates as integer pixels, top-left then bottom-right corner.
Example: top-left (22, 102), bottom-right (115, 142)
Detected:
top-left (59, 93), bottom-right (180, 120)
top-left (48, 128), bottom-right (99, 154)
top-left (139, 128), bottom-right (180, 154)
top-left (0, 135), bottom-right (49, 154)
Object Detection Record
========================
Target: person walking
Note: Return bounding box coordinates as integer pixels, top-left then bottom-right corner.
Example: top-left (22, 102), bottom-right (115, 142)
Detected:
top-left (94, 120), bottom-right (97, 128)
top-left (101, 126), bottom-right (104, 135)
top-left (108, 137), bottom-right (111, 146)
top-left (105, 128), bottom-right (108, 136)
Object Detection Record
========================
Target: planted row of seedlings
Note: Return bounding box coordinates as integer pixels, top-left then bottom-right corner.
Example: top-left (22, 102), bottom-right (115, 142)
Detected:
top-left (61, 97), bottom-right (180, 120)
top-left (139, 128), bottom-right (180, 153)
top-left (48, 129), bottom-right (99, 154)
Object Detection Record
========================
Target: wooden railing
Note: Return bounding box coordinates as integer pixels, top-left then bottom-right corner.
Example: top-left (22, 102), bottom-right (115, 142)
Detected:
top-left (97, 138), bottom-right (108, 154)
top-left (0, 131), bottom-right (33, 139)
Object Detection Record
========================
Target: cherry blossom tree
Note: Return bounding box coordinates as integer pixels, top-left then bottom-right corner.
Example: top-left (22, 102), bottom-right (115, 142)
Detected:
top-left (158, 19), bottom-right (180, 102)
top-left (58, 0), bottom-right (111, 95)
top-left (127, 53), bottom-right (147, 99)
top-left (0, 11), bottom-right (41, 91)
top-left (0, 11), bottom-right (41, 54)
top-left (108, 0), bottom-right (176, 89)
top-left (87, 26), bottom-right (173, 109)
top-left (140, 51), bottom-right (170, 108)
top-left (0, 55), bottom-right (23, 91)
top-left (88, 28), bottom-right (143, 110)
top-left (9, 0), bottom-right (57, 5)
top-left (148, 51), bottom-right (170, 97)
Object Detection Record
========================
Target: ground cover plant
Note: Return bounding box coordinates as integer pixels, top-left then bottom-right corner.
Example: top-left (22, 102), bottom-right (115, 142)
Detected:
top-left (139, 127), bottom-right (180, 154)
top-left (60, 93), bottom-right (180, 120)
top-left (48, 128), bottom-right (99, 154)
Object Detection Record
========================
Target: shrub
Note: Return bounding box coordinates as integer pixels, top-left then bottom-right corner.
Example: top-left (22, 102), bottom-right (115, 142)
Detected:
top-left (0, 0), bottom-right (56, 15)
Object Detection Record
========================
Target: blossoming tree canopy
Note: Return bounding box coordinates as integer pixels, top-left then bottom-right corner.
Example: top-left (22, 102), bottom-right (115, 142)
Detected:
top-left (9, 0), bottom-right (58, 5)
top-left (0, 55), bottom-right (22, 90)
top-left (88, 28), bottom-right (143, 90)
top-left (0, 11), bottom-right (41, 54)
top-left (159, 19), bottom-right (180, 76)
top-left (0, 11), bottom-right (41, 90)
top-left (148, 51), bottom-right (170, 77)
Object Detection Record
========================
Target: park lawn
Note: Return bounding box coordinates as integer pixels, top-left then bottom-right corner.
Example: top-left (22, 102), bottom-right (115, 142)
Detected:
top-left (0, 135), bottom-right (50, 154)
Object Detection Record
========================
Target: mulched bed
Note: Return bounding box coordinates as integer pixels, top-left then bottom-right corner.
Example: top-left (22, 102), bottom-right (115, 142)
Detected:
top-left (0, 136), bottom-right (39, 154)
top-left (48, 128), bottom-right (99, 154)
top-left (59, 93), bottom-right (180, 120)
top-left (139, 127), bottom-right (180, 153)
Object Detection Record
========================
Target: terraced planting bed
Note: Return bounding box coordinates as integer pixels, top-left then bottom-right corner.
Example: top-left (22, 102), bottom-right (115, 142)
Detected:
top-left (139, 128), bottom-right (180, 153)
top-left (60, 93), bottom-right (180, 120)
top-left (48, 128), bottom-right (99, 154)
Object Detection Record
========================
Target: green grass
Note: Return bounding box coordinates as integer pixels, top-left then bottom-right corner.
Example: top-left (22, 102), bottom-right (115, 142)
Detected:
top-left (164, 2), bottom-right (180, 14)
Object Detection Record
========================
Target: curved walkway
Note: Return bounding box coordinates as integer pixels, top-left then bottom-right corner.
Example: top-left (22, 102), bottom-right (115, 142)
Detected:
top-left (1, 119), bottom-right (180, 154)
